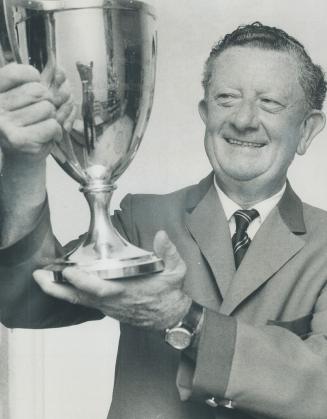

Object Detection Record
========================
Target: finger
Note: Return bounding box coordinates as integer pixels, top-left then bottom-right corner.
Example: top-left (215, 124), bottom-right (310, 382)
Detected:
top-left (9, 100), bottom-right (56, 126)
top-left (153, 230), bottom-right (184, 272)
top-left (56, 96), bottom-right (76, 126)
top-left (62, 267), bottom-right (124, 297)
top-left (50, 80), bottom-right (71, 108)
top-left (0, 118), bottom-right (62, 153)
top-left (33, 269), bottom-right (86, 305)
top-left (40, 54), bottom-right (56, 88)
top-left (0, 63), bottom-right (41, 92)
top-left (63, 103), bottom-right (77, 132)
top-left (23, 119), bottom-right (63, 148)
top-left (54, 67), bottom-right (66, 87)
top-left (0, 82), bottom-right (50, 111)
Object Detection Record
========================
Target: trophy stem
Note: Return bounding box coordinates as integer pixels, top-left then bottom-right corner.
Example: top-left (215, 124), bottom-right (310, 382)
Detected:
top-left (45, 182), bottom-right (164, 280)
top-left (82, 184), bottom-right (121, 260)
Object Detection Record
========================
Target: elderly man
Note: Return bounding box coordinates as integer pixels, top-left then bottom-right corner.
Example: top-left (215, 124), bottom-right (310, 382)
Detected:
top-left (1, 22), bottom-right (327, 419)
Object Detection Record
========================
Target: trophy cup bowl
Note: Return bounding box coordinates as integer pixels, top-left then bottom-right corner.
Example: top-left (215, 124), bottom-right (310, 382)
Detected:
top-left (0, 0), bottom-right (164, 279)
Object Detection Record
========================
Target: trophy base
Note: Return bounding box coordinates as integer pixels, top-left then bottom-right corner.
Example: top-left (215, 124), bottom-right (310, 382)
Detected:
top-left (43, 183), bottom-right (165, 280)
top-left (45, 253), bottom-right (164, 281)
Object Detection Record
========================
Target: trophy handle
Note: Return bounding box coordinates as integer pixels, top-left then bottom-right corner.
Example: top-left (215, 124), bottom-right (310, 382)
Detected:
top-left (0, 0), bottom-right (23, 64)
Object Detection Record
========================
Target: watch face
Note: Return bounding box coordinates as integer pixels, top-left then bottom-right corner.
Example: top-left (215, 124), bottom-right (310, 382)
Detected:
top-left (165, 327), bottom-right (192, 350)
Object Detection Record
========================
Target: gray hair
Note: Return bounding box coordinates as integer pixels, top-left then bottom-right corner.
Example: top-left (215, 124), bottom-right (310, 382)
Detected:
top-left (202, 22), bottom-right (327, 110)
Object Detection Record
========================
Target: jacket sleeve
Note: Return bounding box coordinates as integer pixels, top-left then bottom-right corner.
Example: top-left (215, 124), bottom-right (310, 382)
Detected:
top-left (176, 291), bottom-right (327, 419)
top-left (0, 193), bottom-right (137, 329)
top-left (0, 199), bottom-right (104, 328)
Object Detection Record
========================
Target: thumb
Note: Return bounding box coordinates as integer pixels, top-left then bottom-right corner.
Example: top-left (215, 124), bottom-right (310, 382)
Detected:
top-left (40, 52), bottom-right (56, 89)
top-left (153, 230), bottom-right (184, 272)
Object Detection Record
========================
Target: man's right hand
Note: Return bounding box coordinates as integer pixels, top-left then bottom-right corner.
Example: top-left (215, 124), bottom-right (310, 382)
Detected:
top-left (0, 62), bottom-right (75, 247)
top-left (0, 62), bottom-right (71, 159)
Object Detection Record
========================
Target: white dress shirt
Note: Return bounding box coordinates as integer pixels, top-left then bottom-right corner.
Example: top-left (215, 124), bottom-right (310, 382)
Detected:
top-left (214, 177), bottom-right (286, 239)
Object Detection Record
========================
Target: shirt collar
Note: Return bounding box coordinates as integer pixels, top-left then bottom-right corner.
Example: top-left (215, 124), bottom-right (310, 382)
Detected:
top-left (214, 176), bottom-right (286, 223)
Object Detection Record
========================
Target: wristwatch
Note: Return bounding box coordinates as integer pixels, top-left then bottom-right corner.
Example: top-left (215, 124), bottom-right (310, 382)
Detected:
top-left (164, 300), bottom-right (204, 350)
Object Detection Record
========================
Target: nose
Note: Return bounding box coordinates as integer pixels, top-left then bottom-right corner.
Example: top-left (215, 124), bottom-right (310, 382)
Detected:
top-left (230, 100), bottom-right (259, 131)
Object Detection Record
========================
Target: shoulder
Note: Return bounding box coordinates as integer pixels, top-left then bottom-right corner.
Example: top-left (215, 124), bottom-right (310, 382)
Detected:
top-left (119, 175), bottom-right (211, 215)
top-left (302, 201), bottom-right (327, 222)
top-left (114, 183), bottom-right (200, 245)
top-left (121, 186), bottom-right (189, 211)
top-left (302, 201), bottom-right (327, 238)
top-left (112, 175), bottom-right (213, 245)
top-left (118, 186), bottom-right (190, 229)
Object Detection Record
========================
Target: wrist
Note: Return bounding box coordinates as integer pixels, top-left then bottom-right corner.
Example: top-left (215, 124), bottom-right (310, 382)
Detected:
top-left (2, 150), bottom-right (47, 174)
top-left (164, 300), bottom-right (205, 351)
top-left (0, 153), bottom-right (47, 246)
top-left (1, 152), bottom-right (47, 203)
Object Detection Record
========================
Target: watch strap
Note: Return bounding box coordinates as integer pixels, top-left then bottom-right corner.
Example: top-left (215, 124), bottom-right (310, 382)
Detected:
top-left (180, 300), bottom-right (204, 335)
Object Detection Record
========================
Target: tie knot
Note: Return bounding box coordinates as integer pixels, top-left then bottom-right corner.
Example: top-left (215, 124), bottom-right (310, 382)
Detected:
top-left (233, 209), bottom-right (259, 235)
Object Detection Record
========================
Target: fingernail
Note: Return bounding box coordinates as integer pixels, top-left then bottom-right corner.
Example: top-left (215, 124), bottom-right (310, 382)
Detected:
top-left (161, 231), bottom-right (171, 247)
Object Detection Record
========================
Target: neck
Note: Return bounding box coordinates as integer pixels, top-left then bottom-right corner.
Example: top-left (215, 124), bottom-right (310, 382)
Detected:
top-left (215, 174), bottom-right (286, 208)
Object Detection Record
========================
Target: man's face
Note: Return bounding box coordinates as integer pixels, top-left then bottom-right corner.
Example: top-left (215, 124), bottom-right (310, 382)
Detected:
top-left (200, 46), bottom-right (324, 194)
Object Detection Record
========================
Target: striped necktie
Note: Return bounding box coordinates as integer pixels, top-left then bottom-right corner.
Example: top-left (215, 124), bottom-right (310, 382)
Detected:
top-left (232, 209), bottom-right (259, 269)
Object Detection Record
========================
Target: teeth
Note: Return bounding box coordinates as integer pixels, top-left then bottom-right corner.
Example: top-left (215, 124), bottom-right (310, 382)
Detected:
top-left (226, 138), bottom-right (264, 148)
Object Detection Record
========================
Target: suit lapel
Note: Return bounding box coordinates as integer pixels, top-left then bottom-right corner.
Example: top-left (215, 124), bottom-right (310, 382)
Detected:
top-left (185, 174), bottom-right (235, 299)
top-left (184, 177), bottom-right (306, 314)
top-left (220, 183), bottom-right (306, 315)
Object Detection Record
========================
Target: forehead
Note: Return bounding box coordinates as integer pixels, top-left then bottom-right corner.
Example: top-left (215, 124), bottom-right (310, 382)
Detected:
top-left (209, 46), bottom-right (304, 99)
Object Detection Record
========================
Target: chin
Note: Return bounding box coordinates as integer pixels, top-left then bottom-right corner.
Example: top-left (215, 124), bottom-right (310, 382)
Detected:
top-left (226, 171), bottom-right (264, 182)
top-left (217, 162), bottom-right (268, 183)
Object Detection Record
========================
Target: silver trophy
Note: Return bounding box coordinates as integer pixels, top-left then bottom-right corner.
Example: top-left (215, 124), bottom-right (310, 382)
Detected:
top-left (0, 0), bottom-right (164, 279)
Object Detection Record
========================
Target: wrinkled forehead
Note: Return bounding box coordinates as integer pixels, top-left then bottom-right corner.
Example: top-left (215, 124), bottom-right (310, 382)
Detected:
top-left (208, 46), bottom-right (305, 98)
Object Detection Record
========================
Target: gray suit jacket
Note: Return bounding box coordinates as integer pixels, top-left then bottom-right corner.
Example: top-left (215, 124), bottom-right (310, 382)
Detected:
top-left (1, 173), bottom-right (327, 419)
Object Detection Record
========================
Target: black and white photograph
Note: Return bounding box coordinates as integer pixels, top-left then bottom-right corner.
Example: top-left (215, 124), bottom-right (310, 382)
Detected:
top-left (1, 1), bottom-right (327, 418)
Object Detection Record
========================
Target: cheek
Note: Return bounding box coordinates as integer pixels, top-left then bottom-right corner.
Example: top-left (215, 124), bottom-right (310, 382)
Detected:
top-left (267, 126), bottom-right (302, 172)
top-left (206, 106), bottom-right (229, 129)
top-left (270, 121), bottom-right (302, 152)
top-left (204, 131), bottom-right (221, 169)
top-left (204, 131), bottom-right (215, 156)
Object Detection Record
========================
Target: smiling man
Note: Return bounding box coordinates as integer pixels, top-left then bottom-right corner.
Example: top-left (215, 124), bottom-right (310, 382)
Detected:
top-left (200, 32), bottom-right (325, 206)
top-left (1, 22), bottom-right (327, 419)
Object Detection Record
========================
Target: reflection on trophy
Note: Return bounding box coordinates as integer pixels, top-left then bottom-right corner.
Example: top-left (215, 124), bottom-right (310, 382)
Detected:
top-left (0, 0), bottom-right (164, 279)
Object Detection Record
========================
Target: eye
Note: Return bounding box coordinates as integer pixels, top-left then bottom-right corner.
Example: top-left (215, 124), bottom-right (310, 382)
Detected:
top-left (260, 97), bottom-right (285, 113)
top-left (214, 93), bottom-right (240, 107)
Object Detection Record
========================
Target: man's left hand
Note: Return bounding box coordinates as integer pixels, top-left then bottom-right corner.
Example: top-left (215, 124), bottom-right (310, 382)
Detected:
top-left (33, 231), bottom-right (192, 330)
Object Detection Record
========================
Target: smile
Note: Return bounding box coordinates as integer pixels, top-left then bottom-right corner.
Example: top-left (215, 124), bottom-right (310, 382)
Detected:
top-left (225, 138), bottom-right (265, 148)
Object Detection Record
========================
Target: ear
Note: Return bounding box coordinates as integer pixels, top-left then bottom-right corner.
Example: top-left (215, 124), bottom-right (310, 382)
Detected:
top-left (297, 110), bottom-right (326, 155)
top-left (198, 100), bottom-right (208, 124)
